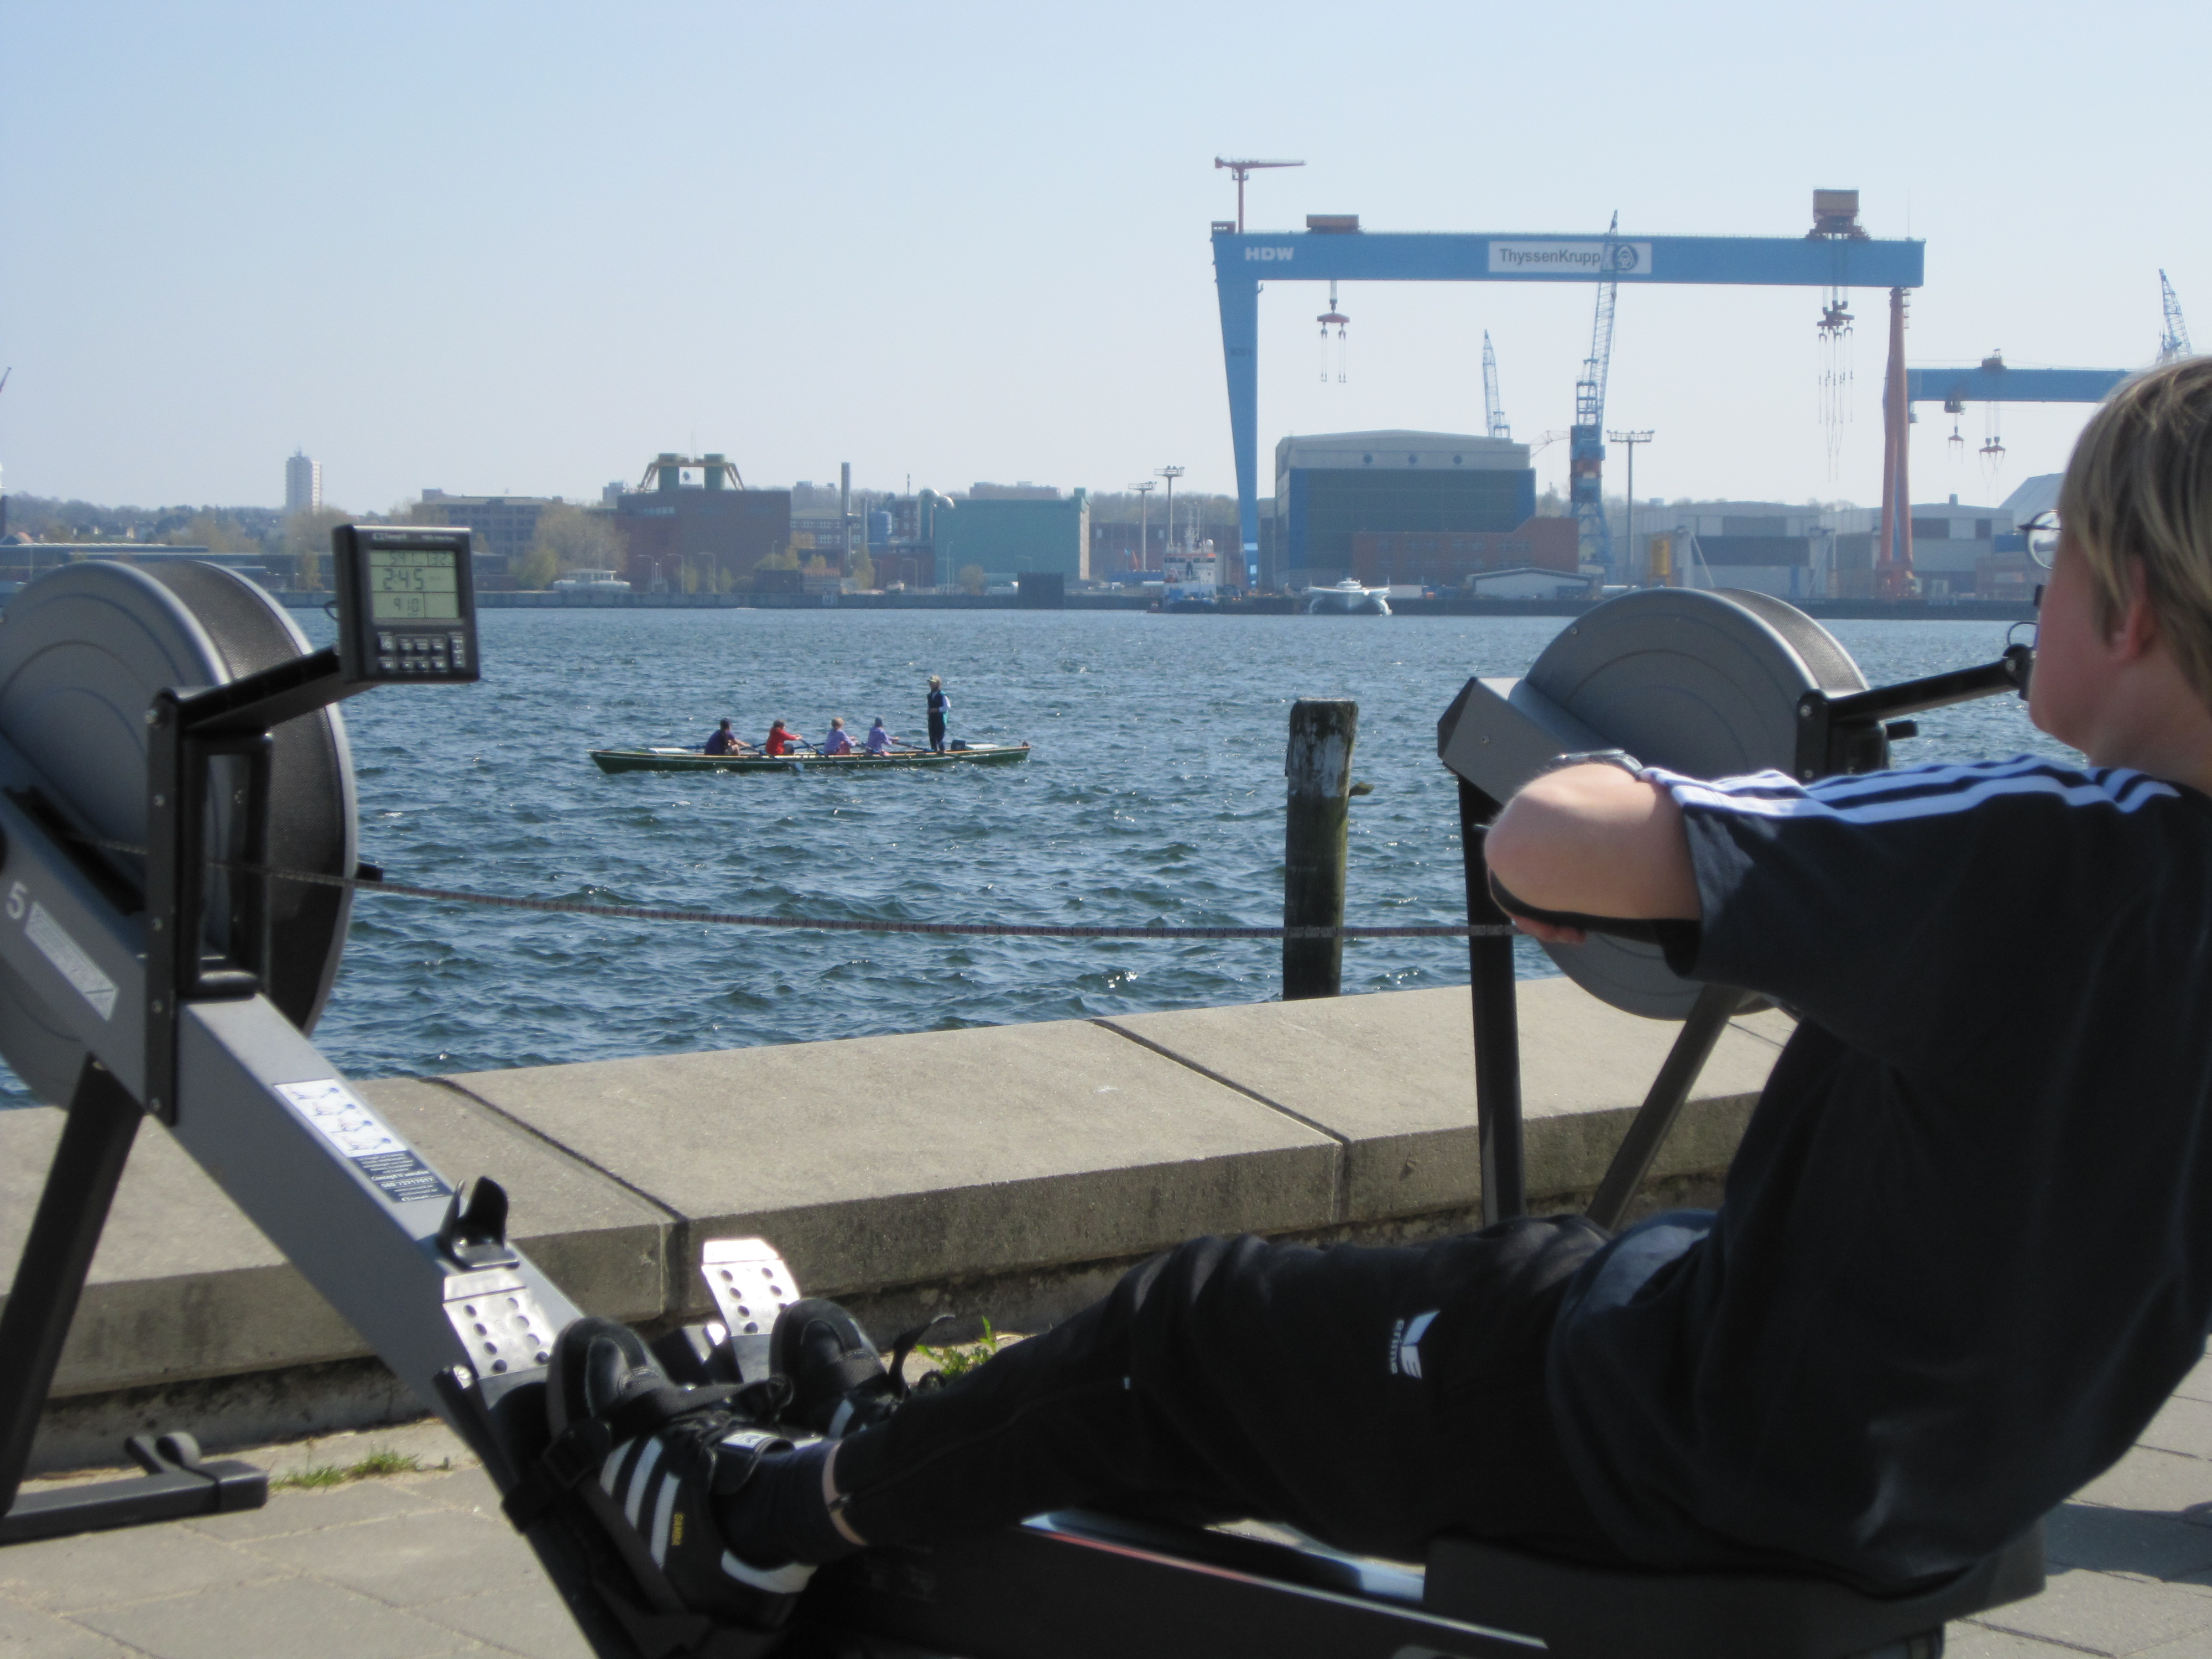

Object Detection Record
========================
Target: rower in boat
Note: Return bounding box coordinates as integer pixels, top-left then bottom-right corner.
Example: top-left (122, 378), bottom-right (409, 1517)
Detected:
top-left (703, 719), bottom-right (755, 757)
top-left (764, 719), bottom-right (807, 757)
top-left (822, 717), bottom-right (854, 756)
top-left (864, 717), bottom-right (898, 756)
top-left (591, 739), bottom-right (1029, 774)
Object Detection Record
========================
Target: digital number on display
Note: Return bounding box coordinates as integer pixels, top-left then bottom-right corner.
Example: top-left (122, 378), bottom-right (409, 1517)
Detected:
top-left (368, 548), bottom-right (461, 621)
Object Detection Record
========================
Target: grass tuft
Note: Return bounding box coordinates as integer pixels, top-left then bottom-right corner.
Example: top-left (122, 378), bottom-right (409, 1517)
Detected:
top-left (274, 1448), bottom-right (442, 1490)
top-left (916, 1318), bottom-right (1008, 1384)
top-left (274, 1464), bottom-right (347, 1490)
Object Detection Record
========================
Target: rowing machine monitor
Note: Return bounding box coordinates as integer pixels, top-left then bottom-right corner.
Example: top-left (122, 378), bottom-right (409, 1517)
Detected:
top-left (332, 524), bottom-right (479, 684)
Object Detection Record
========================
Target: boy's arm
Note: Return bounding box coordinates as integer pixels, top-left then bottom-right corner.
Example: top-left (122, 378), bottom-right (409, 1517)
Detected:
top-left (1484, 764), bottom-right (1701, 941)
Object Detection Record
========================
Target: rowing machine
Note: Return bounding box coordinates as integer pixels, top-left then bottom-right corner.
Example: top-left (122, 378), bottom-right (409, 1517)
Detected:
top-left (0, 562), bottom-right (2043, 1657)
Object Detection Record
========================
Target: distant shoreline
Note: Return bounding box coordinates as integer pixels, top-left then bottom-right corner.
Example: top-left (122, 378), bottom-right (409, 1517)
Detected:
top-left (275, 589), bottom-right (2037, 624)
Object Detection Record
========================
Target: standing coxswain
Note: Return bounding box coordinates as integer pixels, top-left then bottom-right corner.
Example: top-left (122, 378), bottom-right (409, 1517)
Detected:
top-left (925, 676), bottom-right (951, 753)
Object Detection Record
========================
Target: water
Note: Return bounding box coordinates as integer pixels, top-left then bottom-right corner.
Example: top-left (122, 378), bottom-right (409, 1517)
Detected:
top-left (0, 607), bottom-right (2069, 1102)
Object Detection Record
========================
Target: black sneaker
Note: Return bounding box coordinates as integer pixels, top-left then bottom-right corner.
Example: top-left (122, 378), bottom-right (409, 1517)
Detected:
top-left (771, 1300), bottom-right (900, 1437)
top-left (545, 1316), bottom-right (816, 1629)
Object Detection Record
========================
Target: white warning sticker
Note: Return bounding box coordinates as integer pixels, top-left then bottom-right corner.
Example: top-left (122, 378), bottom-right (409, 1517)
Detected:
top-left (277, 1078), bottom-right (406, 1157)
top-left (275, 1079), bottom-right (452, 1204)
top-left (24, 902), bottom-right (117, 1020)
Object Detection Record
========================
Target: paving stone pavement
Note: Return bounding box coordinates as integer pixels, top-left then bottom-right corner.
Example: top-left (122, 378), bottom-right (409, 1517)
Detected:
top-left (10, 1351), bottom-right (2212, 1657)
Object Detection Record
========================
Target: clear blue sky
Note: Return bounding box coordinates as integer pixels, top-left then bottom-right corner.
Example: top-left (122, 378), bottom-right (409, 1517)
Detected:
top-left (3, 0), bottom-right (2203, 516)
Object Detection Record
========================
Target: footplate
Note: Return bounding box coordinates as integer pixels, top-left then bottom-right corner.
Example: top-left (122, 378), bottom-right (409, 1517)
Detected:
top-left (699, 1238), bottom-right (802, 1384)
top-left (442, 1267), bottom-right (558, 1380)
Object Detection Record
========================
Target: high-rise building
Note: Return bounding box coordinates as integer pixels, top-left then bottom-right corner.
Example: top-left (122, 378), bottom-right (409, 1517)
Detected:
top-left (285, 452), bottom-right (322, 515)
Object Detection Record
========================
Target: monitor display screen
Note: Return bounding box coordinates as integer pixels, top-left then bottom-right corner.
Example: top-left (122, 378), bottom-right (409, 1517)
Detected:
top-left (367, 545), bottom-right (461, 622)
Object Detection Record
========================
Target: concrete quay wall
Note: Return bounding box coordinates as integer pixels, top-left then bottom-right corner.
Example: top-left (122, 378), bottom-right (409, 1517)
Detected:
top-left (0, 980), bottom-right (1792, 1472)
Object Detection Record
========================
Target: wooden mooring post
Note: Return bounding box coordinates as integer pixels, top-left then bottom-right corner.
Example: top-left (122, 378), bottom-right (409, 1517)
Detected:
top-left (1284, 699), bottom-right (1357, 1000)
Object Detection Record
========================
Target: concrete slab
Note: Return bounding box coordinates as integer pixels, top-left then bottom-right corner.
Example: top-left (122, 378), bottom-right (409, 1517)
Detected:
top-left (448, 1016), bottom-right (1340, 1310)
top-left (410, 1584), bottom-right (596, 1659)
top-left (0, 1598), bottom-right (140, 1658)
top-left (2045, 1501), bottom-right (2212, 1581)
top-left (0, 1078), bottom-right (670, 1407)
top-left (69, 1577), bottom-right (479, 1659)
top-left (1947, 1623), bottom-right (2095, 1657)
top-left (2075, 1447), bottom-right (2212, 1517)
top-left (0, 1521), bottom-right (288, 1613)
top-left (1978, 1563), bottom-right (2212, 1655)
top-left (1102, 980), bottom-right (1786, 1222)
top-left (241, 1507), bottom-right (551, 1609)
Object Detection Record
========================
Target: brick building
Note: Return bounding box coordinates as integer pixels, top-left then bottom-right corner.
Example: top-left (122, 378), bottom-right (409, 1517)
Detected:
top-left (611, 454), bottom-right (790, 589)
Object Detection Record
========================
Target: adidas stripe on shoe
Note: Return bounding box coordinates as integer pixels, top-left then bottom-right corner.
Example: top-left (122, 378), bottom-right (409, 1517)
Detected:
top-left (542, 1315), bottom-right (818, 1632)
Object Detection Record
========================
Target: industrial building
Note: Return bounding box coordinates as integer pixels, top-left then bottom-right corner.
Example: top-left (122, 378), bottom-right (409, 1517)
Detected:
top-left (611, 453), bottom-right (791, 590)
top-left (1616, 492), bottom-right (2033, 602)
top-left (1270, 431), bottom-right (1535, 591)
top-left (928, 489), bottom-right (1089, 588)
top-left (790, 514), bottom-right (852, 559)
top-left (411, 491), bottom-right (565, 578)
top-left (1899, 495), bottom-right (2016, 601)
top-left (1350, 521), bottom-right (1579, 591)
top-left (1616, 503), bottom-right (1840, 601)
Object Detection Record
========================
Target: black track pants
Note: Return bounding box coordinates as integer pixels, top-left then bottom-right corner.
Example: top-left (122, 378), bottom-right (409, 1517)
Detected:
top-left (833, 1220), bottom-right (1620, 1563)
top-left (926, 713), bottom-right (946, 752)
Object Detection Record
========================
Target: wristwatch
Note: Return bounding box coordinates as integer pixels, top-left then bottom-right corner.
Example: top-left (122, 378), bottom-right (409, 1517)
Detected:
top-left (1541, 749), bottom-right (1645, 779)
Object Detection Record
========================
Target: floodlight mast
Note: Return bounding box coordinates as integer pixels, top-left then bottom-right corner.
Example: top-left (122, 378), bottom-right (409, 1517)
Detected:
top-left (1606, 429), bottom-right (1653, 580)
top-left (1130, 479), bottom-right (1156, 572)
top-left (1156, 466), bottom-right (1186, 565)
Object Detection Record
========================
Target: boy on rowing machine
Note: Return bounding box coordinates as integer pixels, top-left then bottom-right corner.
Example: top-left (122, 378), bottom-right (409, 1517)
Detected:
top-left (539, 357), bottom-right (2212, 1634)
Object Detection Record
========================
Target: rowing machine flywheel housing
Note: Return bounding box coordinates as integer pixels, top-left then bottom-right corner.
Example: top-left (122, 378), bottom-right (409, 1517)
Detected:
top-left (1438, 588), bottom-right (1869, 1020)
top-left (0, 562), bottom-right (358, 1102)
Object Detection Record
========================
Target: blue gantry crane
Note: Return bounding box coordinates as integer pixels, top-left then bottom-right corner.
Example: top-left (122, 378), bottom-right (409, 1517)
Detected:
top-left (1903, 357), bottom-right (2131, 409)
top-left (1210, 192), bottom-right (1924, 587)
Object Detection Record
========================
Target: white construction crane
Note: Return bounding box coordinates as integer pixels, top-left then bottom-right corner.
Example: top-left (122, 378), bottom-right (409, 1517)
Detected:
top-left (1481, 332), bottom-right (1511, 440)
top-left (2160, 270), bottom-right (2193, 364)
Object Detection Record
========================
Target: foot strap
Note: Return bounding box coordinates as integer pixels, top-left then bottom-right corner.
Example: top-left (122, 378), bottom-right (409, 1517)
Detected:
top-left (503, 1383), bottom-right (742, 1532)
top-left (886, 1314), bottom-right (963, 1401)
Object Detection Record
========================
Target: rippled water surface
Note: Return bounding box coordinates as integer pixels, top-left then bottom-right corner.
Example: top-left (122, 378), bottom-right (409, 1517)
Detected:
top-left (1, 606), bottom-right (2072, 1100)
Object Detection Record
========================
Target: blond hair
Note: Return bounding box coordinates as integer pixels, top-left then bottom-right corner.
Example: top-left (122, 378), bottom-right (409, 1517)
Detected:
top-left (2060, 357), bottom-right (2212, 706)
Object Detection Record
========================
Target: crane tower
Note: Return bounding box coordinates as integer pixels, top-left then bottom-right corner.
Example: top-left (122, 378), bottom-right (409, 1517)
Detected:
top-left (1569, 213), bottom-right (1622, 570)
top-left (1482, 332), bottom-right (1511, 440)
top-left (2161, 271), bottom-right (2193, 364)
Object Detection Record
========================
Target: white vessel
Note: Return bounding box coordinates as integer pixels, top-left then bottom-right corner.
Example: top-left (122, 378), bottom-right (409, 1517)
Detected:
top-left (551, 569), bottom-right (633, 593)
top-left (1164, 540), bottom-right (1221, 604)
top-left (1304, 576), bottom-right (1391, 615)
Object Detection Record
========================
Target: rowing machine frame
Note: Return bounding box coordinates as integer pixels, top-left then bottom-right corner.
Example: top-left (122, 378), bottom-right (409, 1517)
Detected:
top-left (0, 571), bottom-right (2044, 1658)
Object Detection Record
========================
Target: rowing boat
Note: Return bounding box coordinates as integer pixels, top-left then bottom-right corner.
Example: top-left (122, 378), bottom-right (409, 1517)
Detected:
top-left (589, 743), bottom-right (1032, 775)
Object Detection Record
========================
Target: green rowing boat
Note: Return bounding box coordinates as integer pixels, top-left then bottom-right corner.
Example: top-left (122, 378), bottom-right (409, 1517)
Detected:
top-left (590, 743), bottom-right (1032, 775)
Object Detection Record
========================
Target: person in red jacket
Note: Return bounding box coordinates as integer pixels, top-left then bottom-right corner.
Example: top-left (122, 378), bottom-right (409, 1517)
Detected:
top-left (764, 720), bottom-right (805, 757)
